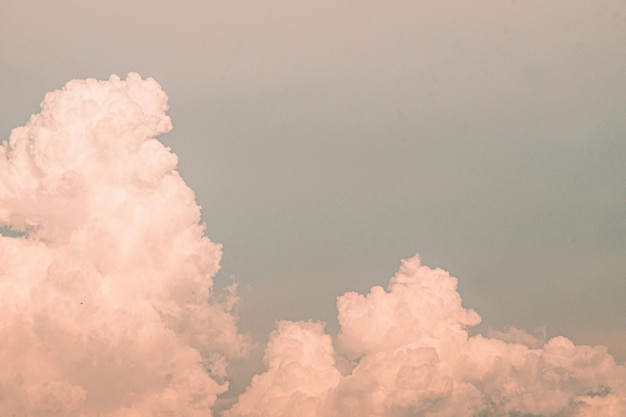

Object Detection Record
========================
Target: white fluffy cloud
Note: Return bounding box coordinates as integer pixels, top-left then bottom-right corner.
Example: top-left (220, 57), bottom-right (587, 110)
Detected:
top-left (229, 256), bottom-right (626, 417)
top-left (0, 73), bottom-right (249, 416)
top-left (225, 321), bottom-right (340, 417)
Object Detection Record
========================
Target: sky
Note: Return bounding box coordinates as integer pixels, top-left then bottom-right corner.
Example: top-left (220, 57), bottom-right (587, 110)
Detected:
top-left (1, 1), bottom-right (626, 416)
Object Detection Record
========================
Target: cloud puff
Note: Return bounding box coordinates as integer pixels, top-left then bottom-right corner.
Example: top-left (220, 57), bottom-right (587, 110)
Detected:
top-left (225, 321), bottom-right (341, 417)
top-left (0, 73), bottom-right (249, 416)
top-left (228, 255), bottom-right (626, 417)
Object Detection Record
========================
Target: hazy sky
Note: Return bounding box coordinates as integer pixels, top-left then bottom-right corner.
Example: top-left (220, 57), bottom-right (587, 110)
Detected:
top-left (2, 0), bottom-right (625, 384)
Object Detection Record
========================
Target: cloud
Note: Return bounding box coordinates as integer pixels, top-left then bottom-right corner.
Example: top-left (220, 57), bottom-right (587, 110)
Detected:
top-left (225, 321), bottom-right (341, 417)
top-left (228, 256), bottom-right (626, 417)
top-left (0, 73), bottom-right (249, 416)
top-left (2, 74), bottom-right (625, 417)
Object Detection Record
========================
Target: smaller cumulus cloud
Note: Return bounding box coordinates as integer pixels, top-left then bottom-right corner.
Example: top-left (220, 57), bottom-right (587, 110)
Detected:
top-left (227, 255), bottom-right (626, 417)
top-left (226, 321), bottom-right (341, 417)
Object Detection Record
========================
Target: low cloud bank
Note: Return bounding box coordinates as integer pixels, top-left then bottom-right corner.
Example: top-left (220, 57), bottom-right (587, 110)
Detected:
top-left (228, 256), bottom-right (626, 417)
top-left (1, 74), bottom-right (624, 417)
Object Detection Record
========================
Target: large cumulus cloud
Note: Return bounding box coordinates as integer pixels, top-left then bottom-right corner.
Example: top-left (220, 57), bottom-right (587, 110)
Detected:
top-left (0, 73), bottom-right (249, 416)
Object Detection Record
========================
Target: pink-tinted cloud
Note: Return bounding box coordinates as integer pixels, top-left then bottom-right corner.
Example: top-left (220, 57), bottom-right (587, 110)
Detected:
top-left (0, 74), bottom-right (249, 416)
top-left (2, 74), bottom-right (624, 417)
top-left (226, 321), bottom-right (340, 417)
top-left (228, 256), bottom-right (626, 417)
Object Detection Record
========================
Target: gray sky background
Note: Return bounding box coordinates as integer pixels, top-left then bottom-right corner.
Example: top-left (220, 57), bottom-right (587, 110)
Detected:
top-left (2, 0), bottom-right (625, 369)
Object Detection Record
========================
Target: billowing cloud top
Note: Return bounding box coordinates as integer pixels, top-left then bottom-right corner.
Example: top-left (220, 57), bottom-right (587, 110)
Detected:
top-left (0, 73), bottom-right (249, 416)
top-left (228, 256), bottom-right (626, 417)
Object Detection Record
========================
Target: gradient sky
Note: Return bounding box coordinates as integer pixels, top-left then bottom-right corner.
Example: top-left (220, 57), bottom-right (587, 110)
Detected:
top-left (2, 0), bottom-right (625, 374)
